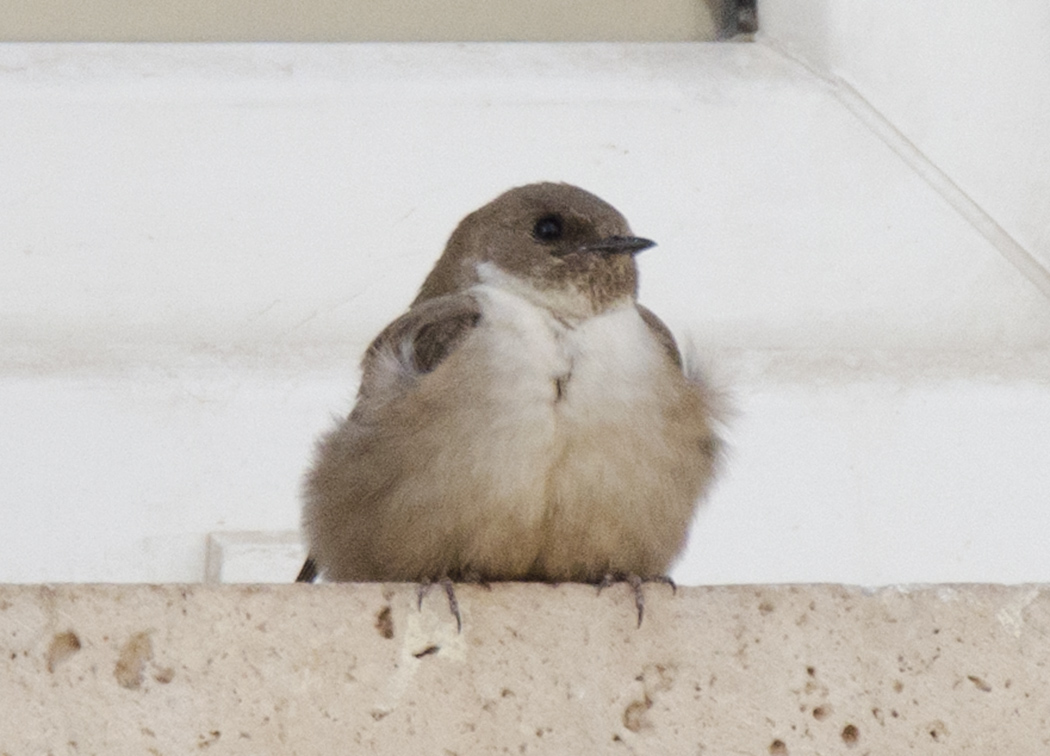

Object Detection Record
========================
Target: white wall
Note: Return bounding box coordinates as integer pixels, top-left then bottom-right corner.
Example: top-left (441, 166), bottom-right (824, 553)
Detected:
top-left (760, 0), bottom-right (1050, 290)
top-left (2, 2), bottom-right (1048, 584)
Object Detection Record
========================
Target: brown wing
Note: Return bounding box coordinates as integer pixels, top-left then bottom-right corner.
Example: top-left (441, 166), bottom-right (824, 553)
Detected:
top-left (298, 294), bottom-right (483, 583)
top-left (636, 304), bottom-right (683, 369)
top-left (363, 293), bottom-right (482, 381)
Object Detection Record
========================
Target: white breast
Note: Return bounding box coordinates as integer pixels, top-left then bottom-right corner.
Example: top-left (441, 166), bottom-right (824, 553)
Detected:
top-left (471, 281), bottom-right (665, 417)
top-left (469, 278), bottom-right (677, 478)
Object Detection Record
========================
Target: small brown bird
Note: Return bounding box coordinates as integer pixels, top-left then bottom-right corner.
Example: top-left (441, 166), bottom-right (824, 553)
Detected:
top-left (298, 182), bottom-right (722, 624)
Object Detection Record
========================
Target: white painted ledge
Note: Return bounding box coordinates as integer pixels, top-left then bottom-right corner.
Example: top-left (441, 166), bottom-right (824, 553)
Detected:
top-left (3, 583), bottom-right (1047, 753)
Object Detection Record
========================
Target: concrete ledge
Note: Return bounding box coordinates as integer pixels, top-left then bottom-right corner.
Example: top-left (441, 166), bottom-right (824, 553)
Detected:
top-left (2, 583), bottom-right (1048, 753)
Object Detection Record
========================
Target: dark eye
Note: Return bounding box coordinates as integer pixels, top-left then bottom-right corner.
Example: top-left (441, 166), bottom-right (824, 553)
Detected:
top-left (532, 214), bottom-right (564, 242)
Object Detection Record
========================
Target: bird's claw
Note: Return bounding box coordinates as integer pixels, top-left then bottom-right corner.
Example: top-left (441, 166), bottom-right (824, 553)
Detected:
top-left (417, 577), bottom-right (462, 632)
top-left (597, 573), bottom-right (676, 627)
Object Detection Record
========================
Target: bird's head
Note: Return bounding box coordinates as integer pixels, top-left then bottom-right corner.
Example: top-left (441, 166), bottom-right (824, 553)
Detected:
top-left (414, 182), bottom-right (654, 317)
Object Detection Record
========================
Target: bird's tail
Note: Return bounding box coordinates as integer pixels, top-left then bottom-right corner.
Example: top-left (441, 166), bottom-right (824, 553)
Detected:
top-left (295, 556), bottom-right (318, 583)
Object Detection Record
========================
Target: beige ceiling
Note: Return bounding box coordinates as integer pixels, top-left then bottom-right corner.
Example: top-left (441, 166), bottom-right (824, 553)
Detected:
top-left (0, 0), bottom-right (723, 42)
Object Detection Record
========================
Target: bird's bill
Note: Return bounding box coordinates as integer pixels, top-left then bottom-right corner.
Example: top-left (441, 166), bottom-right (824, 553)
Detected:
top-left (580, 236), bottom-right (656, 255)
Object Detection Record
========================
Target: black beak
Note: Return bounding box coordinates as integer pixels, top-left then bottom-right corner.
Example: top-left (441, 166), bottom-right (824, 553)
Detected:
top-left (580, 235), bottom-right (656, 256)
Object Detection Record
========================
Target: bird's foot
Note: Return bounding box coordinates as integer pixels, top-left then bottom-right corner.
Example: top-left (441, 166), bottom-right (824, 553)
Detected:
top-left (416, 577), bottom-right (462, 633)
top-left (597, 573), bottom-right (676, 628)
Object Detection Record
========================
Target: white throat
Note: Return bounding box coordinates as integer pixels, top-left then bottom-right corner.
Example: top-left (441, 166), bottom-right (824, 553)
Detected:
top-left (475, 261), bottom-right (632, 322)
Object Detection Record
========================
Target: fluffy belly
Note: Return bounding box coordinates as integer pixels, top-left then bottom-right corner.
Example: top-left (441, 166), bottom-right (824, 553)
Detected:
top-left (415, 297), bottom-right (705, 581)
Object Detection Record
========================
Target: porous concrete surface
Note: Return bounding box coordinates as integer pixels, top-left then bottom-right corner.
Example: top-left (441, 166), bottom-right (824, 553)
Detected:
top-left (2, 583), bottom-right (1048, 754)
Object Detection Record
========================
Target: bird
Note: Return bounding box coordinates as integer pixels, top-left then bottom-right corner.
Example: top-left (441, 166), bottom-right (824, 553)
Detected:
top-left (297, 182), bottom-right (722, 626)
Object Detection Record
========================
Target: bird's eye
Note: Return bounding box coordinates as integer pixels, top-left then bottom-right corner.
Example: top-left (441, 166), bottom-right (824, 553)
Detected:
top-left (532, 214), bottom-right (564, 242)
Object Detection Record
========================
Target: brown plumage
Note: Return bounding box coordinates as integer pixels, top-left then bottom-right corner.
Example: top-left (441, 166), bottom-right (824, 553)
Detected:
top-left (299, 182), bottom-right (722, 598)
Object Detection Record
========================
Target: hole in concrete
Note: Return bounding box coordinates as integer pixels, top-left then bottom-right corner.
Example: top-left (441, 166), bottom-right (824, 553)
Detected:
top-left (967, 675), bottom-right (992, 692)
top-left (841, 724), bottom-right (859, 747)
top-left (375, 605), bottom-right (394, 639)
top-left (806, 666), bottom-right (816, 677)
top-left (927, 720), bottom-right (948, 741)
top-left (812, 705), bottom-right (830, 721)
top-left (46, 630), bottom-right (81, 673)
top-left (769, 739), bottom-right (788, 754)
top-left (413, 644), bottom-right (440, 658)
top-left (623, 697), bottom-right (652, 732)
top-left (114, 631), bottom-right (153, 690)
